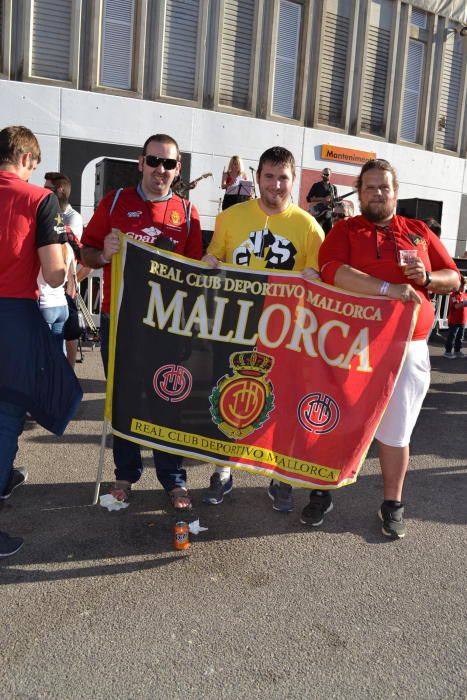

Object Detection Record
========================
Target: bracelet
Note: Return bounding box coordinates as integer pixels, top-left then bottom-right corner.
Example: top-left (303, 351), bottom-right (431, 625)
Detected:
top-left (99, 253), bottom-right (111, 266)
top-left (379, 281), bottom-right (390, 296)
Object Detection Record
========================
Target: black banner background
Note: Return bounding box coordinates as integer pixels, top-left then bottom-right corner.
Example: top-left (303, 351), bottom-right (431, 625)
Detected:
top-left (113, 243), bottom-right (269, 460)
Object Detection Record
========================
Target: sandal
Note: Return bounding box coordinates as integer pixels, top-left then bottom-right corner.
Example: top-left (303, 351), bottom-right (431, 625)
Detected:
top-left (168, 487), bottom-right (192, 511)
top-left (109, 480), bottom-right (132, 502)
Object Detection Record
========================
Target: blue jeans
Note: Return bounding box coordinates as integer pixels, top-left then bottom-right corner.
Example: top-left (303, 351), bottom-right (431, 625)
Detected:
top-left (40, 304), bottom-right (69, 351)
top-left (445, 325), bottom-right (465, 353)
top-left (0, 401), bottom-right (25, 496)
top-left (100, 313), bottom-right (186, 491)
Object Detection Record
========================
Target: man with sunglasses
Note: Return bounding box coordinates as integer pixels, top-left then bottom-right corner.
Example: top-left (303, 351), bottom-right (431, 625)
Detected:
top-left (314, 158), bottom-right (459, 538)
top-left (81, 134), bottom-right (202, 511)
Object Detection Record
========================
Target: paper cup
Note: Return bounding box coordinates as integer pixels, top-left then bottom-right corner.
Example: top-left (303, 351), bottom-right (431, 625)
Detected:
top-left (399, 249), bottom-right (419, 266)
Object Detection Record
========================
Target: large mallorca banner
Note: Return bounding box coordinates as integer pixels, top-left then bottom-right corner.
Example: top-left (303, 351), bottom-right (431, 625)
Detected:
top-left (106, 236), bottom-right (417, 489)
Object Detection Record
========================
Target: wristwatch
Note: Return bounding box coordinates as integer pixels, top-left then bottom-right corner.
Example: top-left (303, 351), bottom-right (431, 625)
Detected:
top-left (422, 271), bottom-right (432, 287)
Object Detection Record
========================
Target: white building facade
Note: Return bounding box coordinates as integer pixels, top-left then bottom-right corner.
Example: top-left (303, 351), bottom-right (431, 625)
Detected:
top-left (1, 0), bottom-right (466, 254)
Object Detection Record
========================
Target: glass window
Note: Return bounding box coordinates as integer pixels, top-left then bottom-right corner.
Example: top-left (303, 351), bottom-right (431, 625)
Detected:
top-left (435, 23), bottom-right (465, 152)
top-left (160, 0), bottom-right (201, 101)
top-left (272, 0), bottom-right (302, 118)
top-left (317, 0), bottom-right (352, 128)
top-left (100, 0), bottom-right (135, 90)
top-left (400, 9), bottom-right (429, 143)
top-left (30, 0), bottom-right (73, 81)
top-left (218, 0), bottom-right (257, 110)
top-left (400, 39), bottom-right (425, 142)
top-left (360, 0), bottom-right (394, 136)
top-left (0, 0), bottom-right (4, 71)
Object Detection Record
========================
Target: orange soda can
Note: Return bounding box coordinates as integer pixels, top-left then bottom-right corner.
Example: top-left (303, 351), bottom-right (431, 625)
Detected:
top-left (173, 521), bottom-right (190, 550)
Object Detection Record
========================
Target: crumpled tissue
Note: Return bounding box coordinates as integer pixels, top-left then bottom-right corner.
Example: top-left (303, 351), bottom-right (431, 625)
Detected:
top-left (189, 519), bottom-right (208, 535)
top-left (99, 494), bottom-right (130, 511)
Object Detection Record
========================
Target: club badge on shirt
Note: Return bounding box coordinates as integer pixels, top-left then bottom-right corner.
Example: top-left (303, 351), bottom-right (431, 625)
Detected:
top-left (170, 211), bottom-right (181, 226)
top-left (408, 234), bottom-right (428, 251)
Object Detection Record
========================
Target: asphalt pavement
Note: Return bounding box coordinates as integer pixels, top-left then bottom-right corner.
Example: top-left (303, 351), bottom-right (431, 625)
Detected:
top-left (0, 334), bottom-right (466, 699)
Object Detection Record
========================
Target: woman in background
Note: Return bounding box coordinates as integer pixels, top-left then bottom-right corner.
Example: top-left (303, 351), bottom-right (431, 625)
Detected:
top-left (221, 156), bottom-right (251, 210)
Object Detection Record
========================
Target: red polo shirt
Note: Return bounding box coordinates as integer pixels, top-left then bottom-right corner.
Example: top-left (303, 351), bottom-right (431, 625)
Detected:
top-left (82, 187), bottom-right (203, 313)
top-left (319, 214), bottom-right (459, 340)
top-left (0, 171), bottom-right (64, 299)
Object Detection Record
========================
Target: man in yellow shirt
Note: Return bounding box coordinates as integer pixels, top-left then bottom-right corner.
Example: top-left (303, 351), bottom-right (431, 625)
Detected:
top-left (202, 146), bottom-right (324, 512)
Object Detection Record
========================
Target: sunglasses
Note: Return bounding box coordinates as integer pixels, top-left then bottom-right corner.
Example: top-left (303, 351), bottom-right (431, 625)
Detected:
top-left (144, 155), bottom-right (178, 170)
top-left (332, 213), bottom-right (346, 220)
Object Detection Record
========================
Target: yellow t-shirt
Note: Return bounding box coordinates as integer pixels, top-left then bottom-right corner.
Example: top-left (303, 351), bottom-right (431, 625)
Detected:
top-left (208, 199), bottom-right (324, 271)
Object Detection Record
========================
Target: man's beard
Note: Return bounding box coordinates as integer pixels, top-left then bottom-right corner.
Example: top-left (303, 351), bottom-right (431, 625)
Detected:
top-left (360, 201), bottom-right (395, 223)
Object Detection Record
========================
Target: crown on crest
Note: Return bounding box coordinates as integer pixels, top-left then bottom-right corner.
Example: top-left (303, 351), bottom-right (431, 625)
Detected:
top-left (230, 350), bottom-right (274, 377)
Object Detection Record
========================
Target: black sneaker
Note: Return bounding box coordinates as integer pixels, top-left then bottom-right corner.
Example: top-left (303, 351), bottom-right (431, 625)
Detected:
top-left (300, 490), bottom-right (333, 526)
top-left (0, 467), bottom-right (28, 500)
top-left (379, 502), bottom-right (406, 539)
top-left (202, 473), bottom-right (233, 505)
top-left (267, 480), bottom-right (293, 512)
top-left (0, 531), bottom-right (24, 558)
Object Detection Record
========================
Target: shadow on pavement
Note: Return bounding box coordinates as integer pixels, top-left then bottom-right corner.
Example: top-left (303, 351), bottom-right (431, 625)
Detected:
top-left (0, 461), bottom-right (465, 584)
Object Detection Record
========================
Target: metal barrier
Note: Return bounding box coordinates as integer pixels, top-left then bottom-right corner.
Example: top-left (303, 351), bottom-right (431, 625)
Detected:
top-left (433, 294), bottom-right (449, 331)
top-left (432, 258), bottom-right (466, 333)
top-left (81, 268), bottom-right (103, 328)
top-left (75, 291), bottom-right (98, 337)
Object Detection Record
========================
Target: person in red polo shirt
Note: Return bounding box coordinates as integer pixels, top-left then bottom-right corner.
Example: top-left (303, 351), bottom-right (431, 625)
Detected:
top-left (0, 126), bottom-right (82, 557)
top-left (81, 133), bottom-right (202, 510)
top-left (308, 158), bottom-right (459, 539)
top-left (444, 276), bottom-right (467, 358)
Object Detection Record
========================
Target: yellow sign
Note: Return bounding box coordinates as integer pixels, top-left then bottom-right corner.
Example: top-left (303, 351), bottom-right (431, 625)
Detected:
top-left (321, 144), bottom-right (376, 165)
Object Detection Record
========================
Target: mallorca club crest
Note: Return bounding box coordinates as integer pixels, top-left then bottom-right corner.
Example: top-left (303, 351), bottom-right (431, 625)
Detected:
top-left (170, 210), bottom-right (181, 226)
top-left (209, 350), bottom-right (275, 440)
top-left (297, 392), bottom-right (340, 434)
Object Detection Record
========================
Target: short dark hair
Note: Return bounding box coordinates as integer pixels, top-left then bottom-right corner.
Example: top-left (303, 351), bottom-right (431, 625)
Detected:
top-left (356, 158), bottom-right (399, 192)
top-left (257, 146), bottom-right (295, 178)
top-left (424, 217), bottom-right (442, 237)
top-left (44, 172), bottom-right (72, 200)
top-left (0, 125), bottom-right (41, 166)
top-left (142, 134), bottom-right (180, 160)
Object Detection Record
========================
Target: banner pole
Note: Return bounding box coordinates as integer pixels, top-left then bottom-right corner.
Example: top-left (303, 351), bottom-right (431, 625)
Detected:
top-left (92, 419), bottom-right (109, 505)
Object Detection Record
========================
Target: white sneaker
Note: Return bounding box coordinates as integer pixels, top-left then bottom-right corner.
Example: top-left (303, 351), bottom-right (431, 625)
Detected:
top-left (455, 351), bottom-right (465, 358)
top-left (443, 351), bottom-right (455, 359)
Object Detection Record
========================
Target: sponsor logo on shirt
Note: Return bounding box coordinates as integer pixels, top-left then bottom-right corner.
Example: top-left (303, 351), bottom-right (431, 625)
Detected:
top-left (127, 226), bottom-right (163, 244)
top-left (54, 212), bottom-right (67, 240)
top-left (126, 227), bottom-right (179, 249)
top-left (127, 211), bottom-right (143, 218)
